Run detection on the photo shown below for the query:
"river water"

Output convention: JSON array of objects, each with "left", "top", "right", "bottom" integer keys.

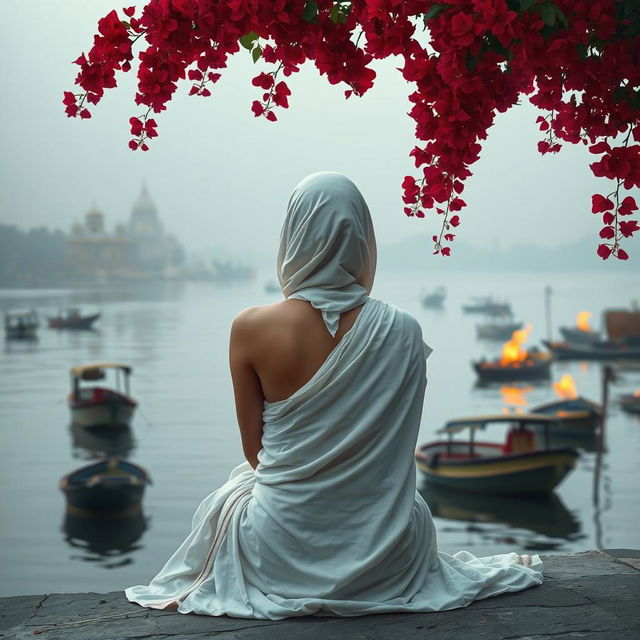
[{"left": 1, "top": 269, "right": 639, "bottom": 597}]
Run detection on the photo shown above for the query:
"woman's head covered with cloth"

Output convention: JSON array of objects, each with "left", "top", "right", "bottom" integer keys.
[{"left": 277, "top": 172, "right": 377, "bottom": 336}]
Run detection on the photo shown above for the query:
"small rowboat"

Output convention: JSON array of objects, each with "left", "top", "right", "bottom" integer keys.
[
  {"left": 68, "top": 363, "right": 137, "bottom": 429},
  {"left": 619, "top": 393, "right": 640, "bottom": 414},
  {"left": 421, "top": 287, "right": 446, "bottom": 309},
  {"left": 530, "top": 396, "right": 602, "bottom": 439},
  {"left": 415, "top": 414, "right": 579, "bottom": 495},
  {"left": 544, "top": 339, "right": 640, "bottom": 360},
  {"left": 49, "top": 308, "right": 100, "bottom": 330},
  {"left": 473, "top": 350, "right": 553, "bottom": 382},
  {"left": 60, "top": 458, "right": 151, "bottom": 513}
]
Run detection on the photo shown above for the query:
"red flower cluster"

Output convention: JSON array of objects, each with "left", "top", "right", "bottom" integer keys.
[{"left": 65, "top": 0, "right": 640, "bottom": 259}]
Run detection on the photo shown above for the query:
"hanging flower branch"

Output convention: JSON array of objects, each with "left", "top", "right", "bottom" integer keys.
[{"left": 65, "top": 0, "right": 640, "bottom": 260}]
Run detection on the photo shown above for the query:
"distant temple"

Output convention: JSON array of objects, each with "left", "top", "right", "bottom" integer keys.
[{"left": 68, "top": 186, "right": 184, "bottom": 279}]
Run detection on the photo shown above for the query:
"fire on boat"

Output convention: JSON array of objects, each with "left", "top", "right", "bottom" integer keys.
[
  {"left": 530, "top": 374, "right": 602, "bottom": 440},
  {"left": 473, "top": 325, "right": 553, "bottom": 382}
]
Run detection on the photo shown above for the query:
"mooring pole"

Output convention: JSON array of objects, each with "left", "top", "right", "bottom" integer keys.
[{"left": 544, "top": 285, "right": 553, "bottom": 342}]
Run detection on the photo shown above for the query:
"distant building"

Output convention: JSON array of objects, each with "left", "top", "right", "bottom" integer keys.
[
  {"left": 68, "top": 206, "right": 134, "bottom": 276},
  {"left": 68, "top": 186, "right": 184, "bottom": 279}
]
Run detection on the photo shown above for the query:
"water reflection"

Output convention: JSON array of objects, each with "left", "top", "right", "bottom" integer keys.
[
  {"left": 420, "top": 483, "right": 584, "bottom": 548},
  {"left": 4, "top": 336, "right": 38, "bottom": 353},
  {"left": 70, "top": 424, "right": 136, "bottom": 459},
  {"left": 63, "top": 506, "right": 148, "bottom": 568}
]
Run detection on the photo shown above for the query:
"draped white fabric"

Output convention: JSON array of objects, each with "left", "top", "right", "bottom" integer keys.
[
  {"left": 277, "top": 172, "right": 376, "bottom": 336},
  {"left": 125, "top": 298, "right": 542, "bottom": 618}
]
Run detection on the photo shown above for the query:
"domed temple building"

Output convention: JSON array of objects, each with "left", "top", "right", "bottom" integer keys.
[{"left": 68, "top": 186, "right": 184, "bottom": 279}]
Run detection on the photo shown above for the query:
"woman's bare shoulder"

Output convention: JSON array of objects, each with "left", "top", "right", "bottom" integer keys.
[{"left": 231, "top": 300, "right": 307, "bottom": 337}]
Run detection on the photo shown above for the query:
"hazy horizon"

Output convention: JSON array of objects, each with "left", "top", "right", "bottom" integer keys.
[{"left": 1, "top": 1, "right": 638, "bottom": 260}]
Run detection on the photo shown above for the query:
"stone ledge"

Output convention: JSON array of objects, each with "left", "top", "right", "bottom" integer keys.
[{"left": 1, "top": 550, "right": 638, "bottom": 640}]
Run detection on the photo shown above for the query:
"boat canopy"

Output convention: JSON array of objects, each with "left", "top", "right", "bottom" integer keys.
[
  {"left": 439, "top": 413, "right": 557, "bottom": 434},
  {"left": 71, "top": 363, "right": 132, "bottom": 377}
]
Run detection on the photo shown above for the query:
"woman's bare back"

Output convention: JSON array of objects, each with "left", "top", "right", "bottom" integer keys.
[{"left": 238, "top": 299, "right": 364, "bottom": 404}]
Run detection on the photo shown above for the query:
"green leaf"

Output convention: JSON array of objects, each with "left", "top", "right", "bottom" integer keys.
[
  {"left": 329, "top": 4, "right": 346, "bottom": 24},
  {"left": 239, "top": 32, "right": 258, "bottom": 50},
  {"left": 251, "top": 45, "right": 262, "bottom": 63},
  {"left": 540, "top": 4, "right": 556, "bottom": 26},
  {"left": 302, "top": 0, "right": 318, "bottom": 23},
  {"left": 423, "top": 3, "right": 450, "bottom": 22},
  {"left": 554, "top": 6, "right": 568, "bottom": 28},
  {"left": 518, "top": 0, "right": 537, "bottom": 12}
]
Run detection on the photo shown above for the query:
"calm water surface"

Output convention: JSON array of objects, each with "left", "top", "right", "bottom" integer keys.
[{"left": 1, "top": 270, "right": 639, "bottom": 597}]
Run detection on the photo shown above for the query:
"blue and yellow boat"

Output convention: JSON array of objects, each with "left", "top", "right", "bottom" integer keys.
[{"left": 415, "top": 414, "right": 579, "bottom": 495}]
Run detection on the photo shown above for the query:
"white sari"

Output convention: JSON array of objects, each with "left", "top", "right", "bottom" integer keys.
[{"left": 126, "top": 173, "right": 542, "bottom": 619}]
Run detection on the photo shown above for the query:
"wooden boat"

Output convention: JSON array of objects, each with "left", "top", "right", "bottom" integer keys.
[
  {"left": 473, "top": 349, "right": 553, "bottom": 382},
  {"left": 415, "top": 414, "right": 579, "bottom": 495},
  {"left": 49, "top": 307, "right": 100, "bottom": 330},
  {"left": 543, "top": 339, "right": 640, "bottom": 360},
  {"left": 69, "top": 363, "right": 137, "bottom": 429},
  {"left": 559, "top": 326, "right": 600, "bottom": 344},
  {"left": 421, "top": 287, "right": 446, "bottom": 309},
  {"left": 60, "top": 458, "right": 151, "bottom": 513},
  {"left": 462, "top": 297, "right": 511, "bottom": 315},
  {"left": 530, "top": 396, "right": 602, "bottom": 439},
  {"left": 4, "top": 309, "right": 39, "bottom": 339},
  {"left": 619, "top": 392, "right": 640, "bottom": 414}
]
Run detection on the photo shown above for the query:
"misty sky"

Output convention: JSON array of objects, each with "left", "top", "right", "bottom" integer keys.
[{"left": 1, "top": 1, "right": 635, "bottom": 260}]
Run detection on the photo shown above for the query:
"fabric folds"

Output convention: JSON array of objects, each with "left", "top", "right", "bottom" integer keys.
[
  {"left": 125, "top": 299, "right": 542, "bottom": 619},
  {"left": 277, "top": 172, "right": 376, "bottom": 336}
]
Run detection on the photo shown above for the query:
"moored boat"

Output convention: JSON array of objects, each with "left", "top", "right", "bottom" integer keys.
[
  {"left": 543, "top": 339, "right": 640, "bottom": 360},
  {"left": 421, "top": 287, "right": 446, "bottom": 309},
  {"left": 559, "top": 311, "right": 600, "bottom": 344},
  {"left": 476, "top": 316, "right": 523, "bottom": 341},
  {"left": 415, "top": 414, "right": 579, "bottom": 495},
  {"left": 4, "top": 309, "right": 39, "bottom": 339},
  {"left": 474, "top": 324, "right": 553, "bottom": 382},
  {"left": 68, "top": 363, "right": 137, "bottom": 429},
  {"left": 619, "top": 391, "right": 640, "bottom": 414},
  {"left": 49, "top": 308, "right": 100, "bottom": 330},
  {"left": 60, "top": 458, "right": 151, "bottom": 513},
  {"left": 530, "top": 374, "right": 602, "bottom": 439},
  {"left": 462, "top": 297, "right": 511, "bottom": 315}
]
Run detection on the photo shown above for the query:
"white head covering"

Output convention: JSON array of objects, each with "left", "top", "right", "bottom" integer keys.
[{"left": 277, "top": 172, "right": 377, "bottom": 336}]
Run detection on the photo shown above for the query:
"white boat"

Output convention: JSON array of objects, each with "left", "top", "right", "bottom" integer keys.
[
  {"left": 68, "top": 363, "right": 137, "bottom": 429},
  {"left": 4, "top": 309, "right": 39, "bottom": 339}
]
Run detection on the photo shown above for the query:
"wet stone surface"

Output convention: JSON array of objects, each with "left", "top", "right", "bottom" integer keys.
[{"left": 1, "top": 550, "right": 638, "bottom": 640}]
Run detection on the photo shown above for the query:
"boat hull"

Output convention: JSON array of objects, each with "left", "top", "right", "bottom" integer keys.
[
  {"left": 473, "top": 358, "right": 552, "bottom": 382},
  {"left": 416, "top": 448, "right": 578, "bottom": 495},
  {"left": 544, "top": 340, "right": 640, "bottom": 360},
  {"left": 559, "top": 327, "right": 600, "bottom": 344},
  {"left": 70, "top": 402, "right": 135, "bottom": 429},
  {"left": 49, "top": 313, "right": 100, "bottom": 329},
  {"left": 60, "top": 459, "right": 151, "bottom": 514}
]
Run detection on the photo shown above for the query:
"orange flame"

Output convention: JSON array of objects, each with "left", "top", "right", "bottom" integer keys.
[
  {"left": 576, "top": 311, "right": 592, "bottom": 332},
  {"left": 553, "top": 374, "right": 578, "bottom": 400},
  {"left": 500, "top": 385, "right": 533, "bottom": 407},
  {"left": 634, "top": 389, "right": 640, "bottom": 398},
  {"left": 499, "top": 325, "right": 532, "bottom": 365}
]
